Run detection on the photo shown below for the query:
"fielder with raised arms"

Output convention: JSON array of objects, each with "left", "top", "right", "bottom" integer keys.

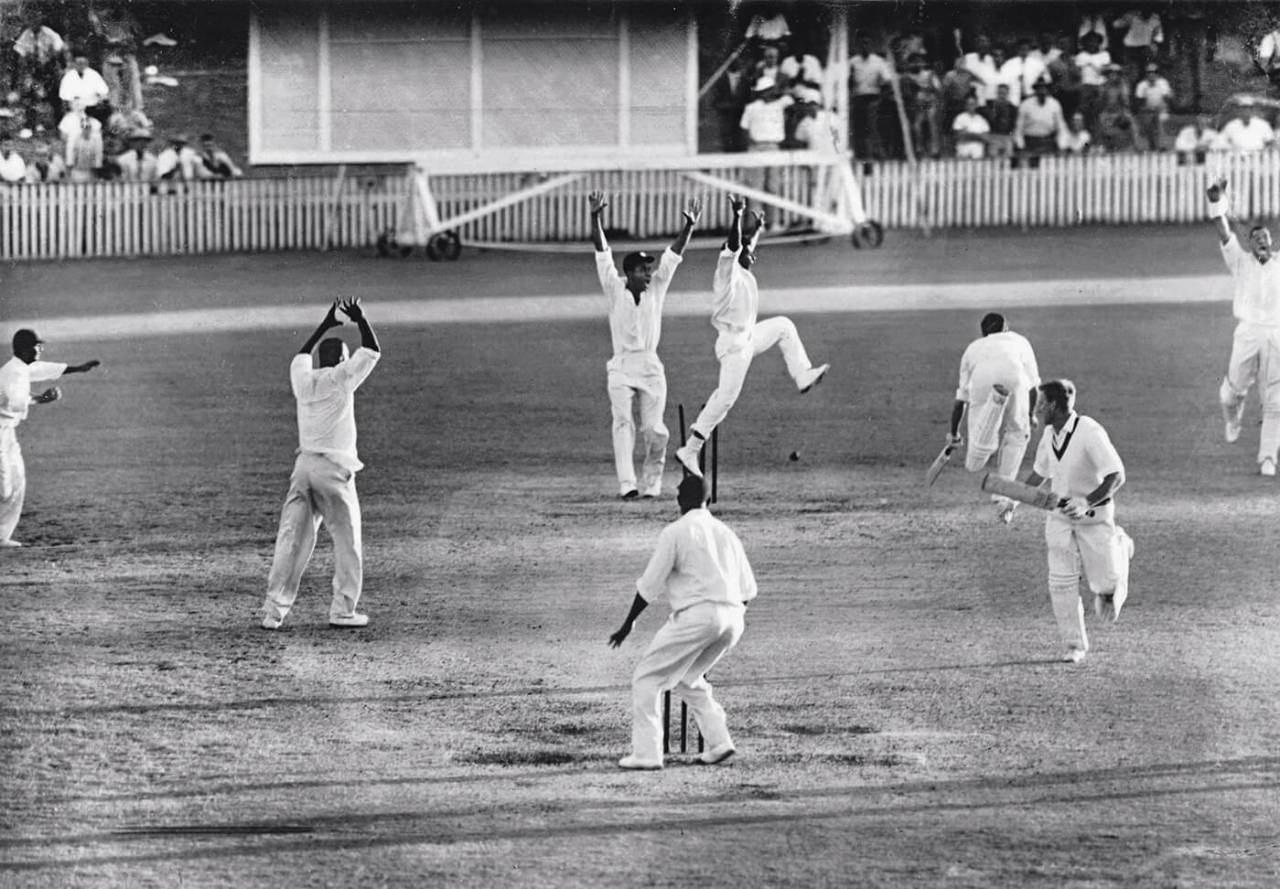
[
  {"left": 675, "top": 193, "right": 830, "bottom": 478},
  {"left": 946, "top": 312, "right": 1041, "bottom": 522},
  {"left": 1206, "top": 178, "right": 1280, "bottom": 475},
  {"left": 1021, "top": 380, "right": 1134, "bottom": 664},
  {"left": 590, "top": 190, "right": 701, "bottom": 500}
]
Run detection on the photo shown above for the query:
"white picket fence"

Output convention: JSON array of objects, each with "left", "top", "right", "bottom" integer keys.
[{"left": 1, "top": 152, "right": 1277, "bottom": 261}]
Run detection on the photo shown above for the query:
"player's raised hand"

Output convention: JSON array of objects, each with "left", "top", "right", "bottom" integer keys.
[
  {"left": 338, "top": 297, "right": 364, "bottom": 321},
  {"left": 321, "top": 299, "right": 344, "bottom": 329},
  {"left": 1207, "top": 177, "right": 1227, "bottom": 201},
  {"left": 589, "top": 190, "right": 608, "bottom": 214},
  {"left": 729, "top": 193, "right": 746, "bottom": 214},
  {"left": 683, "top": 197, "right": 703, "bottom": 226}
]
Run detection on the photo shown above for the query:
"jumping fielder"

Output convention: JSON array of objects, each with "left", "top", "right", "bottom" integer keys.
[
  {"left": 674, "top": 194, "right": 830, "bottom": 478},
  {"left": 590, "top": 190, "right": 701, "bottom": 499},
  {"left": 1021, "top": 380, "right": 1133, "bottom": 664},
  {"left": 1206, "top": 178, "right": 1280, "bottom": 475},
  {"left": 947, "top": 312, "right": 1041, "bottom": 523},
  {"left": 261, "top": 298, "right": 380, "bottom": 630},
  {"left": 609, "top": 475, "right": 756, "bottom": 769},
  {"left": 0, "top": 329, "right": 100, "bottom": 547}
]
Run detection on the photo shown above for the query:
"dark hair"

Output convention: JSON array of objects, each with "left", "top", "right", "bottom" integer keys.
[
  {"left": 1039, "top": 379, "right": 1076, "bottom": 412},
  {"left": 980, "top": 312, "right": 1005, "bottom": 335},
  {"left": 1249, "top": 224, "right": 1271, "bottom": 239},
  {"left": 677, "top": 475, "right": 708, "bottom": 509}
]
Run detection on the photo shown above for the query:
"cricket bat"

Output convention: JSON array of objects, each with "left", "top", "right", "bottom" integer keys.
[
  {"left": 980, "top": 474, "right": 1094, "bottom": 517},
  {"left": 924, "top": 443, "right": 954, "bottom": 486}
]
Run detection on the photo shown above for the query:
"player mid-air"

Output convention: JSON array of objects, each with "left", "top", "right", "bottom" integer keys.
[
  {"left": 1206, "top": 178, "right": 1280, "bottom": 475},
  {"left": 674, "top": 194, "right": 830, "bottom": 478}
]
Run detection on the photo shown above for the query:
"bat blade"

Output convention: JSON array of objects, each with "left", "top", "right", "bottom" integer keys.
[{"left": 924, "top": 445, "right": 953, "bottom": 486}]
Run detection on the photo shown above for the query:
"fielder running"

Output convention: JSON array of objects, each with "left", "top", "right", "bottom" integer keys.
[
  {"left": 0, "top": 329, "right": 101, "bottom": 547},
  {"left": 675, "top": 194, "right": 830, "bottom": 477},
  {"left": 590, "top": 190, "right": 701, "bottom": 499},
  {"left": 609, "top": 475, "right": 756, "bottom": 769},
  {"left": 261, "top": 298, "right": 381, "bottom": 630},
  {"left": 947, "top": 312, "right": 1041, "bottom": 522},
  {"left": 1021, "top": 380, "right": 1133, "bottom": 664},
  {"left": 1206, "top": 178, "right": 1280, "bottom": 475}
]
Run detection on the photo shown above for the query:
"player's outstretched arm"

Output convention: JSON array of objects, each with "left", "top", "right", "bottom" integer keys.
[
  {"left": 669, "top": 197, "right": 702, "bottom": 256},
  {"left": 607, "top": 593, "right": 649, "bottom": 648},
  {"left": 726, "top": 194, "right": 745, "bottom": 253},
  {"left": 340, "top": 297, "right": 379, "bottom": 353},
  {"left": 63, "top": 359, "right": 101, "bottom": 375},
  {"left": 948, "top": 400, "right": 966, "bottom": 443},
  {"left": 299, "top": 299, "right": 343, "bottom": 355},
  {"left": 1207, "top": 177, "right": 1232, "bottom": 246},
  {"left": 588, "top": 190, "right": 609, "bottom": 253}
]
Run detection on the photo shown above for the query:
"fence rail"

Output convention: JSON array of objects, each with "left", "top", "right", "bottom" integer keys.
[{"left": 2, "top": 152, "right": 1278, "bottom": 261}]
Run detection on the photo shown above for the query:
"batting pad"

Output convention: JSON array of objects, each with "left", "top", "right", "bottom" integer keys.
[{"left": 966, "top": 385, "right": 1009, "bottom": 471}]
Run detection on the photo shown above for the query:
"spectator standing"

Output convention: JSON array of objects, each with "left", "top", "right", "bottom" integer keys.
[
  {"left": 779, "top": 42, "right": 824, "bottom": 105},
  {"left": 65, "top": 112, "right": 103, "bottom": 181},
  {"left": 751, "top": 43, "right": 784, "bottom": 94},
  {"left": 12, "top": 17, "right": 67, "bottom": 97},
  {"left": 849, "top": 35, "right": 891, "bottom": 159},
  {"left": 1174, "top": 115, "right": 1218, "bottom": 165},
  {"left": 1029, "top": 32, "right": 1062, "bottom": 67},
  {"left": 1219, "top": 108, "right": 1276, "bottom": 152},
  {"left": 1133, "top": 63, "right": 1173, "bottom": 152},
  {"left": 941, "top": 52, "right": 980, "bottom": 133},
  {"left": 982, "top": 82, "right": 1018, "bottom": 159},
  {"left": 1075, "top": 31, "right": 1112, "bottom": 128},
  {"left": 199, "top": 134, "right": 243, "bottom": 178},
  {"left": 1112, "top": 7, "right": 1163, "bottom": 72},
  {"left": 24, "top": 143, "right": 65, "bottom": 183},
  {"left": 902, "top": 53, "right": 943, "bottom": 158},
  {"left": 88, "top": 5, "right": 144, "bottom": 112},
  {"left": 739, "top": 76, "right": 792, "bottom": 229},
  {"left": 1015, "top": 77, "right": 1066, "bottom": 158},
  {"left": 952, "top": 93, "right": 991, "bottom": 159},
  {"left": 1060, "top": 112, "right": 1093, "bottom": 154},
  {"left": 0, "top": 139, "right": 26, "bottom": 184},
  {"left": 1095, "top": 64, "right": 1136, "bottom": 152},
  {"left": 1047, "top": 35, "right": 1082, "bottom": 120},
  {"left": 1077, "top": 9, "right": 1111, "bottom": 49},
  {"left": 999, "top": 38, "right": 1049, "bottom": 106},
  {"left": 1257, "top": 26, "right": 1280, "bottom": 95},
  {"left": 58, "top": 54, "right": 110, "bottom": 125},
  {"left": 115, "top": 130, "right": 158, "bottom": 181},
  {"left": 963, "top": 34, "right": 999, "bottom": 104}
]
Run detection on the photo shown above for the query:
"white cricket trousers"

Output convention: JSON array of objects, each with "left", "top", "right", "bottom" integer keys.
[
  {"left": 965, "top": 383, "right": 1032, "bottom": 478},
  {"left": 607, "top": 368, "right": 669, "bottom": 495},
  {"left": 691, "top": 317, "right": 814, "bottom": 438},
  {"left": 1221, "top": 320, "right": 1280, "bottom": 463},
  {"left": 630, "top": 601, "right": 745, "bottom": 761},
  {"left": 1044, "top": 507, "right": 1132, "bottom": 653},
  {"left": 0, "top": 426, "right": 26, "bottom": 543},
  {"left": 262, "top": 453, "right": 364, "bottom": 622}
]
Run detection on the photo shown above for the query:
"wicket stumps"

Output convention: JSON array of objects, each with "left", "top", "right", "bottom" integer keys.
[
  {"left": 662, "top": 688, "right": 705, "bottom": 755},
  {"left": 676, "top": 403, "right": 718, "bottom": 503}
]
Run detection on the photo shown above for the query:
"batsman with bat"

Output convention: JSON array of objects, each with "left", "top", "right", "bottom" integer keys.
[
  {"left": 1020, "top": 379, "right": 1134, "bottom": 664},
  {"left": 940, "top": 312, "right": 1040, "bottom": 523}
]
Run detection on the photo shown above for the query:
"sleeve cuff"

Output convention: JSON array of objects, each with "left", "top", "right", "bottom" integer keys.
[{"left": 1207, "top": 197, "right": 1228, "bottom": 219}]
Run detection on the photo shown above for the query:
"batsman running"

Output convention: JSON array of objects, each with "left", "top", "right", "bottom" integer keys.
[
  {"left": 942, "top": 312, "right": 1041, "bottom": 522},
  {"left": 590, "top": 190, "right": 701, "bottom": 499},
  {"left": 1206, "top": 178, "right": 1280, "bottom": 475},
  {"left": 1020, "top": 379, "right": 1134, "bottom": 664},
  {"left": 675, "top": 194, "right": 830, "bottom": 478}
]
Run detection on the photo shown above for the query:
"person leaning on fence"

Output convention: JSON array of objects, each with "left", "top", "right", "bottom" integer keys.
[
  {"left": 1174, "top": 115, "right": 1218, "bottom": 165},
  {"left": 1219, "top": 109, "right": 1276, "bottom": 153},
  {"left": 952, "top": 93, "right": 991, "bottom": 159},
  {"left": 1060, "top": 112, "right": 1093, "bottom": 154},
  {"left": 199, "top": 133, "right": 243, "bottom": 179},
  {"left": 0, "top": 139, "right": 26, "bottom": 184},
  {"left": 1015, "top": 77, "right": 1066, "bottom": 159},
  {"left": 114, "top": 129, "right": 158, "bottom": 182},
  {"left": 24, "top": 142, "right": 65, "bottom": 183},
  {"left": 65, "top": 112, "right": 103, "bottom": 182},
  {"left": 156, "top": 132, "right": 203, "bottom": 183}
]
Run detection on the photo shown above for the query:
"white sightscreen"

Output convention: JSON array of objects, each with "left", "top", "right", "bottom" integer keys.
[{"left": 250, "top": 2, "right": 692, "bottom": 164}]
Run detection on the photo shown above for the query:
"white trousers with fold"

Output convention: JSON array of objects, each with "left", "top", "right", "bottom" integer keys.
[
  {"left": 0, "top": 426, "right": 26, "bottom": 543},
  {"left": 691, "top": 317, "right": 814, "bottom": 438}
]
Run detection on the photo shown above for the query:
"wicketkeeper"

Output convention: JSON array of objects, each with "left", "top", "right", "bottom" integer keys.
[{"left": 1021, "top": 380, "right": 1133, "bottom": 664}]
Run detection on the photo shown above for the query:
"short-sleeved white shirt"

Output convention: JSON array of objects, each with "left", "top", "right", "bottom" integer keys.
[
  {"left": 290, "top": 347, "right": 380, "bottom": 472},
  {"left": 1074, "top": 50, "right": 1111, "bottom": 86},
  {"left": 1135, "top": 77, "right": 1172, "bottom": 111},
  {"left": 956, "top": 331, "right": 1040, "bottom": 404},
  {"left": 595, "top": 247, "right": 681, "bottom": 376},
  {"left": 1221, "top": 234, "right": 1280, "bottom": 326},
  {"left": 711, "top": 248, "right": 758, "bottom": 344},
  {"left": 636, "top": 507, "right": 757, "bottom": 612},
  {"left": 740, "top": 96, "right": 793, "bottom": 145},
  {"left": 0, "top": 357, "right": 67, "bottom": 427},
  {"left": 1033, "top": 412, "right": 1125, "bottom": 499},
  {"left": 850, "top": 54, "right": 891, "bottom": 96}
]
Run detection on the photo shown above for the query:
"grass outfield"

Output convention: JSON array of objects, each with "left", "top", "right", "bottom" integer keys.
[{"left": 2, "top": 233, "right": 1280, "bottom": 888}]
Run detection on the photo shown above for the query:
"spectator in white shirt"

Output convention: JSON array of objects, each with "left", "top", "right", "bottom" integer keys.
[
  {"left": 963, "top": 34, "right": 999, "bottom": 104},
  {"left": 1074, "top": 31, "right": 1112, "bottom": 128},
  {"left": 114, "top": 130, "right": 159, "bottom": 182},
  {"left": 1015, "top": 78, "right": 1066, "bottom": 157},
  {"left": 740, "top": 76, "right": 793, "bottom": 228},
  {"left": 1000, "top": 38, "right": 1049, "bottom": 106},
  {"left": 1113, "top": 7, "right": 1163, "bottom": 70},
  {"left": 849, "top": 34, "right": 891, "bottom": 159},
  {"left": 24, "top": 142, "right": 66, "bottom": 183},
  {"left": 1174, "top": 115, "right": 1218, "bottom": 165},
  {"left": 1257, "top": 26, "right": 1280, "bottom": 93},
  {"left": 12, "top": 18, "right": 67, "bottom": 98},
  {"left": 65, "top": 113, "right": 103, "bottom": 181},
  {"left": 0, "top": 139, "right": 26, "bottom": 183},
  {"left": 1060, "top": 111, "right": 1093, "bottom": 154},
  {"left": 1220, "top": 109, "right": 1277, "bottom": 152},
  {"left": 952, "top": 93, "right": 991, "bottom": 159},
  {"left": 58, "top": 54, "right": 110, "bottom": 123},
  {"left": 1133, "top": 63, "right": 1173, "bottom": 151},
  {"left": 779, "top": 42, "right": 825, "bottom": 105},
  {"left": 156, "top": 132, "right": 203, "bottom": 183}
]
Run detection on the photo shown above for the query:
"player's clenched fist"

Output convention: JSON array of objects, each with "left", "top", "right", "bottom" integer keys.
[{"left": 1059, "top": 496, "right": 1089, "bottom": 519}]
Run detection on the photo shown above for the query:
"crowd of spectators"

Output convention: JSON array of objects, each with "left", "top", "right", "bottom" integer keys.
[
  {"left": 0, "top": 4, "right": 244, "bottom": 187},
  {"left": 708, "top": 4, "right": 1280, "bottom": 165}
]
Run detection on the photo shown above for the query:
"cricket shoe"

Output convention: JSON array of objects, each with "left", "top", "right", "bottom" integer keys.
[
  {"left": 0, "top": 538, "right": 23, "bottom": 548},
  {"left": 640, "top": 479, "right": 662, "bottom": 499},
  {"left": 1261, "top": 457, "right": 1277, "bottom": 477},
  {"left": 1062, "top": 646, "right": 1087, "bottom": 664},
  {"left": 329, "top": 613, "right": 369, "bottom": 628},
  {"left": 675, "top": 443, "right": 704, "bottom": 478},
  {"left": 618, "top": 754, "right": 664, "bottom": 771},
  {"left": 696, "top": 742, "right": 736, "bottom": 765},
  {"left": 261, "top": 614, "right": 283, "bottom": 630},
  {"left": 620, "top": 488, "right": 640, "bottom": 500},
  {"left": 797, "top": 363, "right": 830, "bottom": 394}
]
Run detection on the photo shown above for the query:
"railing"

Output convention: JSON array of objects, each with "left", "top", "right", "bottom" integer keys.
[{"left": 2, "top": 151, "right": 1278, "bottom": 261}]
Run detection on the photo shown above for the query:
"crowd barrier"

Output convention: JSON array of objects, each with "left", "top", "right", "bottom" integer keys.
[{"left": 1, "top": 151, "right": 1277, "bottom": 261}]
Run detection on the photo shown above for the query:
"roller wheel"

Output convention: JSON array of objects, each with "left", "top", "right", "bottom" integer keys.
[
  {"left": 851, "top": 220, "right": 885, "bottom": 250},
  {"left": 425, "top": 234, "right": 444, "bottom": 261},
  {"left": 440, "top": 230, "right": 462, "bottom": 261}
]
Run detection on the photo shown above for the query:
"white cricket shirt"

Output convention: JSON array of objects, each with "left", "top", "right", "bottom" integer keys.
[
  {"left": 290, "top": 347, "right": 380, "bottom": 472},
  {"left": 1221, "top": 234, "right": 1280, "bottom": 326},
  {"left": 955, "top": 331, "right": 1040, "bottom": 403},
  {"left": 711, "top": 248, "right": 759, "bottom": 345},
  {"left": 636, "top": 508, "right": 758, "bottom": 612},
  {"left": 0, "top": 357, "right": 67, "bottom": 428},
  {"left": 595, "top": 247, "right": 682, "bottom": 376},
  {"left": 1032, "top": 412, "right": 1125, "bottom": 500}
]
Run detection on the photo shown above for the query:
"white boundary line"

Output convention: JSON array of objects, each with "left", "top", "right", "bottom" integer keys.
[{"left": 6, "top": 275, "right": 1230, "bottom": 343}]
